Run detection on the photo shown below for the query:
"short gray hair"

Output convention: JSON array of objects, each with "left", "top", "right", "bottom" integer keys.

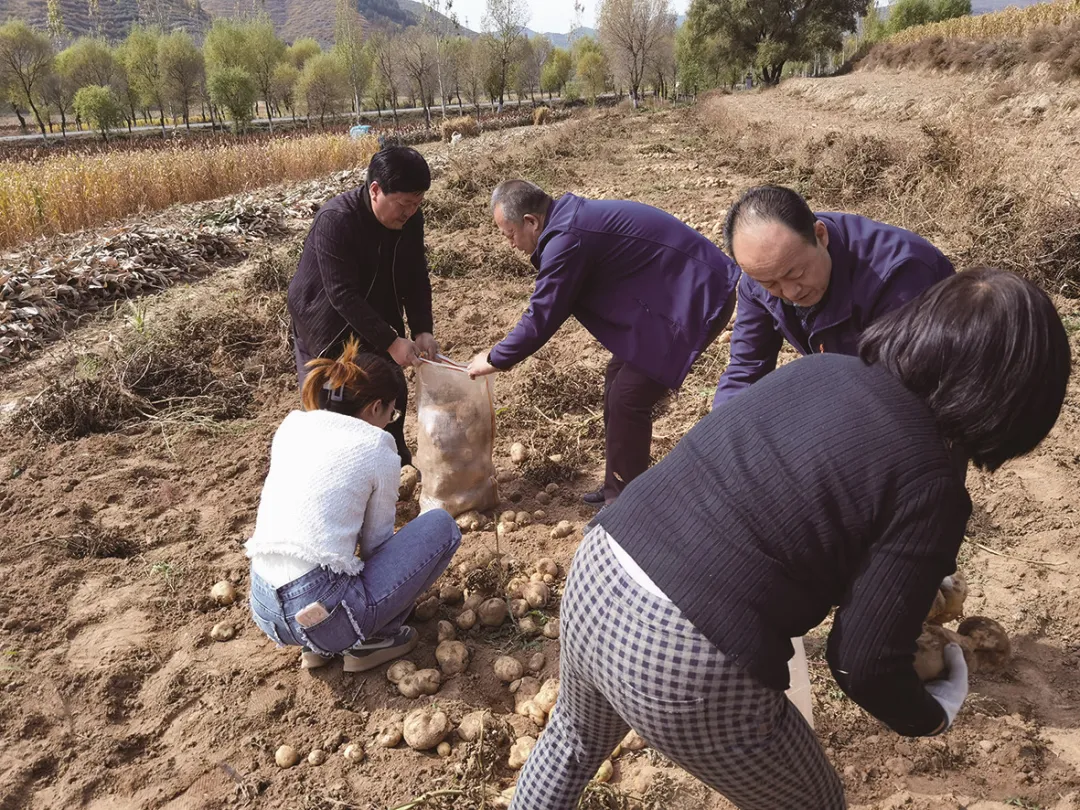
[{"left": 491, "top": 179, "right": 553, "bottom": 225}]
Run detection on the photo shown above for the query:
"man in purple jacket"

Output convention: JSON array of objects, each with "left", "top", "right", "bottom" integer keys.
[
  {"left": 466, "top": 180, "right": 741, "bottom": 506},
  {"left": 713, "top": 185, "right": 955, "bottom": 408}
]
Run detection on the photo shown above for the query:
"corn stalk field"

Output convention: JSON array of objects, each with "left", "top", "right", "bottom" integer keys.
[
  {"left": 890, "top": 0, "right": 1080, "bottom": 43},
  {"left": 0, "top": 132, "right": 379, "bottom": 249}
]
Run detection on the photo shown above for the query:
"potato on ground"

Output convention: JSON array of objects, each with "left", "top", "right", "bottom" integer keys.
[
  {"left": 397, "top": 669, "right": 442, "bottom": 698},
  {"left": 522, "top": 581, "right": 550, "bottom": 609},
  {"left": 494, "top": 655, "right": 525, "bottom": 683},
  {"left": 457, "top": 710, "right": 503, "bottom": 742},
  {"left": 508, "top": 736, "right": 537, "bottom": 769},
  {"left": 404, "top": 707, "right": 451, "bottom": 750},
  {"left": 479, "top": 598, "right": 509, "bottom": 626},
  {"left": 436, "top": 640, "right": 470, "bottom": 676},
  {"left": 534, "top": 679, "right": 559, "bottom": 714}
]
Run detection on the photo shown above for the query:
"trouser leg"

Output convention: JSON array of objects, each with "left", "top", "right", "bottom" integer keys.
[{"left": 603, "top": 358, "right": 670, "bottom": 502}]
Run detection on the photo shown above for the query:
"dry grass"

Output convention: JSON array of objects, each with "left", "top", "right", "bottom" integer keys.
[
  {"left": 703, "top": 99, "right": 1080, "bottom": 296},
  {"left": 247, "top": 238, "right": 305, "bottom": 293},
  {"left": 0, "top": 133, "right": 379, "bottom": 249},
  {"left": 442, "top": 116, "right": 481, "bottom": 142},
  {"left": 48, "top": 520, "right": 139, "bottom": 559},
  {"left": 11, "top": 291, "right": 291, "bottom": 441},
  {"left": 862, "top": 11, "right": 1080, "bottom": 78}
]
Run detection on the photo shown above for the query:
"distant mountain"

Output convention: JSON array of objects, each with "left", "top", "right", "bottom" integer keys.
[
  {"left": 0, "top": 0, "right": 210, "bottom": 41},
  {"left": 524, "top": 26, "right": 598, "bottom": 48}
]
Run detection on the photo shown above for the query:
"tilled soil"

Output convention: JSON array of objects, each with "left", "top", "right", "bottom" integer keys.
[{"left": 1, "top": 88, "right": 1079, "bottom": 810}]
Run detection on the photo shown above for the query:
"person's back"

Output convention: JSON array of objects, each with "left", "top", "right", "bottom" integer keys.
[{"left": 600, "top": 352, "right": 971, "bottom": 691}]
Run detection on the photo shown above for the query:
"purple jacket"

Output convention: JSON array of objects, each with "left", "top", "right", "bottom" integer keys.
[
  {"left": 713, "top": 213, "right": 954, "bottom": 407},
  {"left": 488, "top": 194, "right": 741, "bottom": 390}
]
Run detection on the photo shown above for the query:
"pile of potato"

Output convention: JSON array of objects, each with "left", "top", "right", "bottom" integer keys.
[{"left": 913, "top": 573, "right": 1012, "bottom": 681}]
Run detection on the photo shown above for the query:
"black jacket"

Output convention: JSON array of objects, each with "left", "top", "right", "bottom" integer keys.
[
  {"left": 598, "top": 353, "right": 972, "bottom": 738},
  {"left": 288, "top": 185, "right": 434, "bottom": 358}
]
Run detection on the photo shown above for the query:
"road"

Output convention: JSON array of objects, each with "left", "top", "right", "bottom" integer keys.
[{"left": 0, "top": 99, "right": 569, "bottom": 146}]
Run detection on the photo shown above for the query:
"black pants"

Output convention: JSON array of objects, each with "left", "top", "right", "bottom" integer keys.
[
  {"left": 292, "top": 330, "right": 411, "bottom": 466},
  {"left": 602, "top": 293, "right": 737, "bottom": 502}
]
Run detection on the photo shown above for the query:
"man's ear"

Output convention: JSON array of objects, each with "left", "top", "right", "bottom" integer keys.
[
  {"left": 524, "top": 213, "right": 541, "bottom": 230},
  {"left": 370, "top": 180, "right": 382, "bottom": 200},
  {"left": 814, "top": 219, "right": 829, "bottom": 249}
]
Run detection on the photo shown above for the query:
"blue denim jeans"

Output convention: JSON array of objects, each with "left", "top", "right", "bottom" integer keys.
[{"left": 248, "top": 509, "right": 461, "bottom": 656}]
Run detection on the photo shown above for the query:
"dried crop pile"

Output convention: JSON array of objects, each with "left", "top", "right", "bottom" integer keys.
[{"left": 0, "top": 228, "right": 240, "bottom": 362}]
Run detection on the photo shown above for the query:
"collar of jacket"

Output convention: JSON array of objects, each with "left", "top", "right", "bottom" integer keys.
[
  {"left": 760, "top": 214, "right": 854, "bottom": 339},
  {"left": 530, "top": 196, "right": 566, "bottom": 270}
]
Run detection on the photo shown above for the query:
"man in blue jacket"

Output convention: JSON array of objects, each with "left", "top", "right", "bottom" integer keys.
[
  {"left": 467, "top": 180, "right": 741, "bottom": 506},
  {"left": 713, "top": 185, "right": 955, "bottom": 408}
]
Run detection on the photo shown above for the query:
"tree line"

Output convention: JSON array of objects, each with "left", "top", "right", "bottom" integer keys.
[{"left": 1, "top": 0, "right": 969, "bottom": 143}]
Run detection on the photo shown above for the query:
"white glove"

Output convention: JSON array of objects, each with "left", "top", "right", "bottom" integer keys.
[{"left": 924, "top": 643, "right": 969, "bottom": 729}]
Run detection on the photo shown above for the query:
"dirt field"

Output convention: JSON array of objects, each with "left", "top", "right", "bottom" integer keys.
[{"left": 1, "top": 72, "right": 1079, "bottom": 810}]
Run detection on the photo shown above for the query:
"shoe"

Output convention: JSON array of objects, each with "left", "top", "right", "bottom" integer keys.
[
  {"left": 342, "top": 626, "right": 419, "bottom": 673},
  {"left": 582, "top": 487, "right": 606, "bottom": 506},
  {"left": 299, "top": 648, "right": 334, "bottom": 670}
]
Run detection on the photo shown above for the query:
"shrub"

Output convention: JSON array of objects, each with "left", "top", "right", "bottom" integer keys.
[
  {"left": 73, "top": 85, "right": 124, "bottom": 143},
  {"left": 441, "top": 115, "right": 480, "bottom": 142}
]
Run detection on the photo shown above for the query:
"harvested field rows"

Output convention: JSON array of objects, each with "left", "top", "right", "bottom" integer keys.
[{"left": 0, "top": 92, "right": 1078, "bottom": 810}]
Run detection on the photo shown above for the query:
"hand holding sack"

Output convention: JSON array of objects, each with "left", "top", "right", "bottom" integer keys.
[{"left": 415, "top": 357, "right": 499, "bottom": 517}]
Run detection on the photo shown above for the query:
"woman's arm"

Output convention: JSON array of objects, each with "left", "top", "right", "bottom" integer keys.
[
  {"left": 826, "top": 476, "right": 970, "bottom": 737},
  {"left": 358, "top": 438, "right": 401, "bottom": 560}
]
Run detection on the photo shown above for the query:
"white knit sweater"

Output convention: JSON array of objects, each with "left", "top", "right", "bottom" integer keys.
[{"left": 245, "top": 410, "right": 401, "bottom": 577}]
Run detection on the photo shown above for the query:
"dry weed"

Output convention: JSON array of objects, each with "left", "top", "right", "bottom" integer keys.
[
  {"left": 704, "top": 99, "right": 1080, "bottom": 295},
  {"left": 12, "top": 292, "right": 290, "bottom": 441},
  {"left": 48, "top": 520, "right": 139, "bottom": 559},
  {"left": 248, "top": 239, "right": 304, "bottom": 293},
  {"left": 442, "top": 116, "right": 481, "bottom": 143}
]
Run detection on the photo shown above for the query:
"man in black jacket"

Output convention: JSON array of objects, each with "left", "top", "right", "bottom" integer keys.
[{"left": 287, "top": 146, "right": 439, "bottom": 465}]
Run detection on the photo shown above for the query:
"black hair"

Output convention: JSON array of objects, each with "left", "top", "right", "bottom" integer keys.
[
  {"left": 723, "top": 185, "right": 818, "bottom": 258},
  {"left": 859, "top": 267, "right": 1072, "bottom": 471},
  {"left": 367, "top": 146, "right": 431, "bottom": 195}
]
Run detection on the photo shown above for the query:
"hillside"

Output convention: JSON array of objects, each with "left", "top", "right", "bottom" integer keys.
[
  {"left": 0, "top": 0, "right": 464, "bottom": 45},
  {"left": 0, "top": 0, "right": 210, "bottom": 41}
]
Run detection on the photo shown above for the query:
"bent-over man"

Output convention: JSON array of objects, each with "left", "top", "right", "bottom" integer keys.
[
  {"left": 467, "top": 180, "right": 741, "bottom": 506},
  {"left": 714, "top": 184, "right": 954, "bottom": 408}
]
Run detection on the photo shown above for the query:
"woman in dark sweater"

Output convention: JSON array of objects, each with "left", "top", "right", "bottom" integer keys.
[{"left": 509, "top": 268, "right": 1072, "bottom": 810}]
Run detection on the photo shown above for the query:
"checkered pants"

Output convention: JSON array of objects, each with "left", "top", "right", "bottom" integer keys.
[{"left": 510, "top": 525, "right": 846, "bottom": 810}]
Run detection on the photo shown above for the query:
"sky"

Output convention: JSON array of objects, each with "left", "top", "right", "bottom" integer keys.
[{"left": 452, "top": 0, "right": 691, "bottom": 36}]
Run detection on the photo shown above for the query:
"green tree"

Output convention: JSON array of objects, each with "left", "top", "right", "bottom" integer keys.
[
  {"left": 121, "top": 26, "right": 167, "bottom": 135},
  {"left": 209, "top": 65, "right": 257, "bottom": 132},
  {"left": 0, "top": 21, "right": 54, "bottom": 142},
  {"left": 401, "top": 28, "right": 436, "bottom": 125},
  {"left": 934, "top": 0, "right": 971, "bottom": 20},
  {"left": 286, "top": 38, "right": 321, "bottom": 71},
  {"left": 861, "top": 3, "right": 890, "bottom": 43},
  {"left": 368, "top": 30, "right": 400, "bottom": 124},
  {"left": 297, "top": 52, "right": 348, "bottom": 128},
  {"left": 525, "top": 35, "right": 553, "bottom": 101},
  {"left": 334, "top": 0, "right": 370, "bottom": 121},
  {"left": 482, "top": 0, "right": 529, "bottom": 108},
  {"left": 65, "top": 36, "right": 119, "bottom": 89},
  {"left": 887, "top": 0, "right": 936, "bottom": 33},
  {"left": 73, "top": 84, "right": 122, "bottom": 141},
  {"left": 245, "top": 16, "right": 286, "bottom": 130},
  {"left": 541, "top": 47, "right": 571, "bottom": 97},
  {"left": 443, "top": 35, "right": 470, "bottom": 111},
  {"left": 577, "top": 50, "right": 607, "bottom": 103},
  {"left": 158, "top": 29, "right": 203, "bottom": 129},
  {"left": 271, "top": 61, "right": 300, "bottom": 121},
  {"left": 687, "top": 0, "right": 868, "bottom": 84},
  {"left": 41, "top": 45, "right": 78, "bottom": 137},
  {"left": 204, "top": 19, "right": 254, "bottom": 74}
]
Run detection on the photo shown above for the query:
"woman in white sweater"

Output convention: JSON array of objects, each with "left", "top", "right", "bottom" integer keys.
[{"left": 246, "top": 338, "right": 461, "bottom": 672}]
